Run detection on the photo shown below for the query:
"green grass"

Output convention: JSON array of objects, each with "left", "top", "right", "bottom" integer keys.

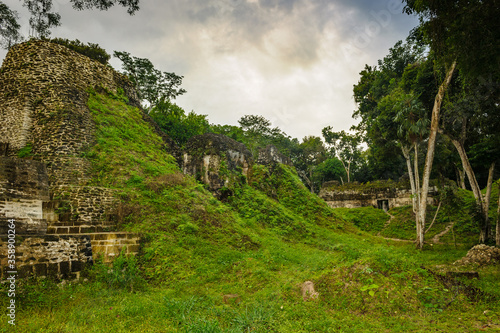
[
  {"left": 2, "top": 91, "right": 499, "bottom": 332},
  {"left": 333, "top": 207, "right": 389, "bottom": 233}
]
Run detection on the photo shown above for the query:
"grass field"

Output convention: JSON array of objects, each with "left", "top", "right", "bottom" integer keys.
[{"left": 1, "top": 90, "right": 498, "bottom": 332}]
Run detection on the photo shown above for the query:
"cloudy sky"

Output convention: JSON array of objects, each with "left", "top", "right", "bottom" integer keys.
[{"left": 1, "top": 0, "right": 419, "bottom": 140}]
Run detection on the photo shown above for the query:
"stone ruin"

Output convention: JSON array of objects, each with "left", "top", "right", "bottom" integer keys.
[
  {"left": 0, "top": 41, "right": 141, "bottom": 279},
  {"left": 454, "top": 244, "right": 500, "bottom": 266},
  {"left": 0, "top": 40, "right": 296, "bottom": 279},
  {"left": 318, "top": 180, "right": 438, "bottom": 211},
  {"left": 257, "top": 145, "right": 293, "bottom": 166},
  {"left": 182, "top": 133, "right": 253, "bottom": 199}
]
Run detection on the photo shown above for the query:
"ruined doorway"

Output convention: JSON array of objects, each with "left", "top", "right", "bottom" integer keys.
[{"left": 377, "top": 199, "right": 389, "bottom": 212}]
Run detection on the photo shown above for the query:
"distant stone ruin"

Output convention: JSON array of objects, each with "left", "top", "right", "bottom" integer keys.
[
  {"left": 257, "top": 145, "right": 293, "bottom": 166},
  {"left": 318, "top": 180, "right": 438, "bottom": 211},
  {"left": 182, "top": 133, "right": 253, "bottom": 199}
]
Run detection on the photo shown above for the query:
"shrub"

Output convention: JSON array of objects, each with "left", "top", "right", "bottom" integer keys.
[{"left": 48, "top": 38, "right": 110, "bottom": 64}]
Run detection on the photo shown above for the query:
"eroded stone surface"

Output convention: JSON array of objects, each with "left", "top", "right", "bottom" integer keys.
[
  {"left": 319, "top": 180, "right": 437, "bottom": 210},
  {"left": 454, "top": 245, "right": 500, "bottom": 266},
  {"left": 0, "top": 41, "right": 143, "bottom": 278},
  {"left": 257, "top": 145, "right": 292, "bottom": 166},
  {"left": 183, "top": 133, "right": 253, "bottom": 199}
]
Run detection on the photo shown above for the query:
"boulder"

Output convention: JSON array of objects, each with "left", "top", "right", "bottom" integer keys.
[{"left": 301, "top": 280, "right": 319, "bottom": 301}]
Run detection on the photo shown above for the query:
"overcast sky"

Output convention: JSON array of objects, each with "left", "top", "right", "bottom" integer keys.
[{"left": 1, "top": 0, "right": 419, "bottom": 140}]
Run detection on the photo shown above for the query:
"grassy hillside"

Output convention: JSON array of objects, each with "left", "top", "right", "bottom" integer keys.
[
  {"left": 1, "top": 90, "right": 499, "bottom": 332},
  {"left": 340, "top": 186, "right": 497, "bottom": 247}
]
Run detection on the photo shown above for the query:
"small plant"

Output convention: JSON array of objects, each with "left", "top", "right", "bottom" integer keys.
[
  {"left": 90, "top": 249, "right": 142, "bottom": 292},
  {"left": 360, "top": 283, "right": 379, "bottom": 297},
  {"left": 17, "top": 143, "right": 33, "bottom": 158}
]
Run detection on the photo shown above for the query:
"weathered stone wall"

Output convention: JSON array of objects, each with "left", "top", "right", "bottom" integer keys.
[
  {"left": 0, "top": 41, "right": 143, "bottom": 278},
  {"left": 319, "top": 180, "right": 438, "bottom": 210},
  {"left": 0, "top": 234, "right": 92, "bottom": 279},
  {"left": 257, "top": 145, "right": 293, "bottom": 166},
  {"left": 183, "top": 133, "right": 253, "bottom": 199},
  {"left": 46, "top": 185, "right": 119, "bottom": 234},
  {"left": 89, "top": 232, "right": 141, "bottom": 263},
  {"left": 0, "top": 40, "right": 138, "bottom": 156},
  {"left": 0, "top": 157, "right": 49, "bottom": 235}
]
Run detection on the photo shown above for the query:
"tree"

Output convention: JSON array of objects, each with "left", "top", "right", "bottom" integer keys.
[
  {"left": 295, "top": 136, "right": 327, "bottom": 193},
  {"left": 150, "top": 99, "right": 209, "bottom": 147},
  {"left": 404, "top": 0, "right": 500, "bottom": 245},
  {"left": 382, "top": 88, "right": 429, "bottom": 215},
  {"left": 313, "top": 158, "right": 346, "bottom": 186},
  {"left": 322, "top": 128, "right": 362, "bottom": 184},
  {"left": 210, "top": 124, "right": 246, "bottom": 144},
  {"left": 352, "top": 39, "right": 428, "bottom": 181},
  {"left": 0, "top": 2, "right": 23, "bottom": 49},
  {"left": 24, "top": 0, "right": 61, "bottom": 38},
  {"left": 441, "top": 75, "right": 500, "bottom": 242},
  {"left": 237, "top": 115, "right": 293, "bottom": 158},
  {"left": 114, "top": 51, "right": 186, "bottom": 111},
  {"left": 0, "top": 0, "right": 139, "bottom": 45},
  {"left": 70, "top": 0, "right": 139, "bottom": 14},
  {"left": 352, "top": 36, "right": 460, "bottom": 249}
]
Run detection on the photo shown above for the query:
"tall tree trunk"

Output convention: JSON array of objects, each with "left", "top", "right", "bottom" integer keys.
[
  {"left": 496, "top": 183, "right": 500, "bottom": 247},
  {"left": 451, "top": 138, "right": 490, "bottom": 242},
  {"left": 401, "top": 145, "right": 417, "bottom": 213},
  {"left": 456, "top": 165, "right": 466, "bottom": 189},
  {"left": 309, "top": 168, "right": 314, "bottom": 194},
  {"left": 339, "top": 159, "right": 350, "bottom": 183},
  {"left": 414, "top": 142, "right": 421, "bottom": 211},
  {"left": 347, "top": 159, "right": 351, "bottom": 183},
  {"left": 482, "top": 162, "right": 496, "bottom": 242},
  {"left": 417, "top": 61, "right": 456, "bottom": 250}
]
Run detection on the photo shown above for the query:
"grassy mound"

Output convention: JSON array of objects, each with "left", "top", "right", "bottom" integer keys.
[{"left": 2, "top": 91, "right": 499, "bottom": 332}]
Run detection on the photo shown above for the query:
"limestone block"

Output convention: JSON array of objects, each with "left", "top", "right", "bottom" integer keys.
[
  {"left": 257, "top": 145, "right": 293, "bottom": 166},
  {"left": 183, "top": 133, "right": 253, "bottom": 199}
]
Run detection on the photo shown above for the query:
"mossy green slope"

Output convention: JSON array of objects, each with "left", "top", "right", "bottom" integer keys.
[{"left": 3, "top": 91, "right": 499, "bottom": 333}]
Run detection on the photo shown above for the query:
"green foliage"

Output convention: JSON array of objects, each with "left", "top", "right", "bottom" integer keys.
[
  {"left": 87, "top": 90, "right": 178, "bottom": 186},
  {"left": 352, "top": 38, "right": 433, "bottom": 181},
  {"left": 293, "top": 135, "right": 327, "bottom": 193},
  {"left": 150, "top": 99, "right": 210, "bottom": 146},
  {"left": 48, "top": 38, "right": 110, "bottom": 64},
  {"left": 89, "top": 250, "right": 143, "bottom": 292},
  {"left": 5, "top": 88, "right": 500, "bottom": 332},
  {"left": 313, "top": 157, "right": 346, "bottom": 184},
  {"left": 114, "top": 50, "right": 186, "bottom": 109},
  {"left": 322, "top": 128, "right": 363, "bottom": 183},
  {"left": 236, "top": 114, "right": 297, "bottom": 159},
  {"left": 334, "top": 207, "right": 389, "bottom": 233},
  {"left": 17, "top": 142, "right": 33, "bottom": 158},
  {"left": 0, "top": 2, "right": 23, "bottom": 49},
  {"left": 403, "top": 0, "right": 500, "bottom": 80}
]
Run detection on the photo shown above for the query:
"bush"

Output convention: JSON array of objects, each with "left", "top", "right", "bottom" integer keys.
[
  {"left": 89, "top": 250, "right": 143, "bottom": 292},
  {"left": 48, "top": 38, "right": 110, "bottom": 64}
]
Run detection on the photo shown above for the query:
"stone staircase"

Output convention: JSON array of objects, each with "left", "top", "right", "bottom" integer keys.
[{"left": 0, "top": 156, "right": 141, "bottom": 280}]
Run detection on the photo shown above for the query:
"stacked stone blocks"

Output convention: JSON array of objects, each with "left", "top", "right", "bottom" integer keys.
[{"left": 0, "top": 41, "right": 142, "bottom": 278}]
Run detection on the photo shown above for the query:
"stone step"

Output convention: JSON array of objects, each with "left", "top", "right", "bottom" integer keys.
[
  {"left": 86, "top": 232, "right": 141, "bottom": 263},
  {"left": 47, "top": 225, "right": 107, "bottom": 234}
]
